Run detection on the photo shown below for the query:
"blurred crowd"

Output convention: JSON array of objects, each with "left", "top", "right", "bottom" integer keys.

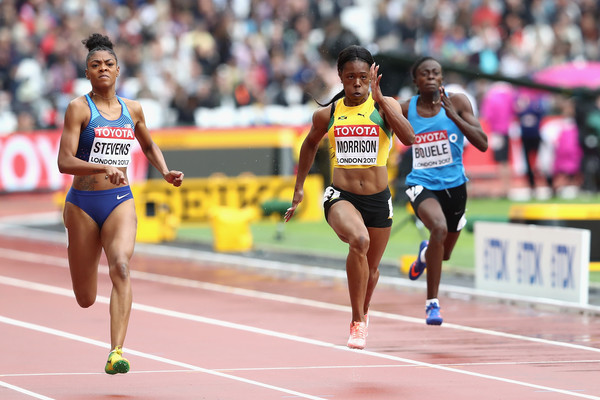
[{"left": 1, "top": 0, "right": 600, "bottom": 195}]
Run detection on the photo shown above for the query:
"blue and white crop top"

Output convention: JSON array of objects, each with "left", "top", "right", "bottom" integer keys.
[
  {"left": 405, "top": 95, "right": 467, "bottom": 190},
  {"left": 75, "top": 94, "right": 135, "bottom": 167}
]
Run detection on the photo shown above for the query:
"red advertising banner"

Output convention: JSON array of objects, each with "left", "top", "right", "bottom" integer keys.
[{"left": 0, "top": 130, "right": 148, "bottom": 193}]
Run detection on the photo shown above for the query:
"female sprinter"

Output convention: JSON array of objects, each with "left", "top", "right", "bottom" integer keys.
[
  {"left": 285, "top": 45, "right": 414, "bottom": 350},
  {"left": 400, "top": 57, "right": 487, "bottom": 325},
  {"left": 57, "top": 33, "right": 184, "bottom": 374}
]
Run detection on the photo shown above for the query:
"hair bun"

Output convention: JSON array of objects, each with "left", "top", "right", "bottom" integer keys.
[{"left": 82, "top": 33, "right": 114, "bottom": 52}]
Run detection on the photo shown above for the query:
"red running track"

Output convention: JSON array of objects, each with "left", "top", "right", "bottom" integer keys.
[{"left": 1, "top": 194, "right": 600, "bottom": 399}]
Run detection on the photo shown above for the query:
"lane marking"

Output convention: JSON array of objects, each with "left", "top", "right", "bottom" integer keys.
[
  {"left": 2, "top": 277, "right": 600, "bottom": 399},
  {"left": 131, "top": 270, "right": 600, "bottom": 354},
  {"left": 0, "top": 380, "right": 55, "bottom": 400},
  {"left": 0, "top": 212, "right": 60, "bottom": 226},
  {"left": 0, "top": 315, "right": 329, "bottom": 400},
  {"left": 3, "top": 359, "right": 600, "bottom": 378},
  {"left": 1, "top": 225, "right": 600, "bottom": 316},
  {"left": 1, "top": 247, "right": 600, "bottom": 355}
]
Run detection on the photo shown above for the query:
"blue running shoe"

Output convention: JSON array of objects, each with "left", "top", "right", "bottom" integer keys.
[
  {"left": 426, "top": 302, "right": 443, "bottom": 325},
  {"left": 408, "top": 240, "right": 428, "bottom": 281}
]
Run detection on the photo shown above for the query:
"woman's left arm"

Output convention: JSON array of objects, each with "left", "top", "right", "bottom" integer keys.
[
  {"left": 129, "top": 100, "right": 184, "bottom": 187},
  {"left": 441, "top": 89, "right": 488, "bottom": 152}
]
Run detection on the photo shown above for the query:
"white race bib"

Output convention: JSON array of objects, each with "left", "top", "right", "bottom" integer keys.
[
  {"left": 334, "top": 125, "right": 379, "bottom": 166},
  {"left": 412, "top": 130, "right": 452, "bottom": 169},
  {"left": 89, "top": 126, "right": 135, "bottom": 167}
]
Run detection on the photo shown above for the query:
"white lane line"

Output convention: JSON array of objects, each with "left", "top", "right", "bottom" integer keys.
[
  {"left": 3, "top": 357, "right": 600, "bottom": 379},
  {"left": 0, "top": 315, "right": 329, "bottom": 400},
  {"left": 0, "top": 381, "right": 54, "bottom": 400},
  {"left": 1, "top": 246, "right": 600, "bottom": 355},
  {"left": 3, "top": 360, "right": 600, "bottom": 378},
  {"left": 2, "top": 225, "right": 600, "bottom": 316},
  {"left": 130, "top": 270, "right": 600, "bottom": 355},
  {"left": 0, "top": 211, "right": 60, "bottom": 225},
  {"left": 1, "top": 277, "right": 600, "bottom": 399}
]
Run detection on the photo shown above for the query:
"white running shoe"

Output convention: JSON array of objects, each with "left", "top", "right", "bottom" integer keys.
[{"left": 347, "top": 321, "right": 367, "bottom": 349}]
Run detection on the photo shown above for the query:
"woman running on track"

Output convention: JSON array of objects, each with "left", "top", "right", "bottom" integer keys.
[
  {"left": 285, "top": 45, "right": 414, "bottom": 350},
  {"left": 400, "top": 56, "right": 487, "bottom": 326},
  {"left": 57, "top": 33, "right": 184, "bottom": 374}
]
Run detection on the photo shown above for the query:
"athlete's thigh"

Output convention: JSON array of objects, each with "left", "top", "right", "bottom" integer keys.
[
  {"left": 63, "top": 202, "right": 103, "bottom": 290},
  {"left": 100, "top": 199, "right": 137, "bottom": 264},
  {"left": 415, "top": 197, "right": 446, "bottom": 230},
  {"left": 327, "top": 200, "right": 368, "bottom": 244}
]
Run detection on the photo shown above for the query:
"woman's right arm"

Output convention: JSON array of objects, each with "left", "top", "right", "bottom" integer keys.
[
  {"left": 57, "top": 99, "right": 109, "bottom": 177},
  {"left": 284, "top": 106, "right": 330, "bottom": 221}
]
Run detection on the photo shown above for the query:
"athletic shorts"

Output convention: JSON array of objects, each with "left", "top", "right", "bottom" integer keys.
[
  {"left": 323, "top": 184, "right": 393, "bottom": 228},
  {"left": 405, "top": 183, "right": 467, "bottom": 232},
  {"left": 66, "top": 185, "right": 133, "bottom": 228}
]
